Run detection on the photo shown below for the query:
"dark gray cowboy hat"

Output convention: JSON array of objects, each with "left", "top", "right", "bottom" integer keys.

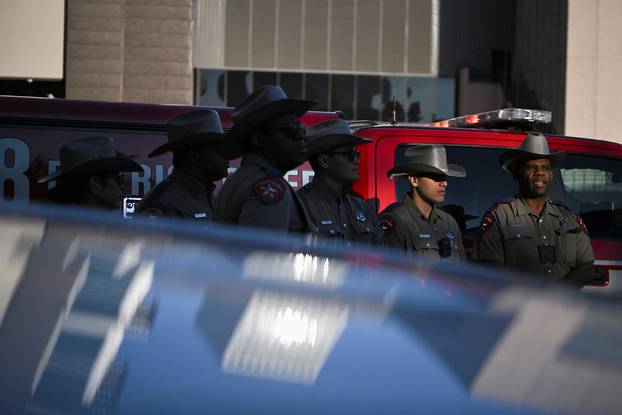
[
  {"left": 224, "top": 85, "right": 316, "bottom": 159},
  {"left": 499, "top": 132, "right": 566, "bottom": 174},
  {"left": 149, "top": 109, "right": 224, "bottom": 157},
  {"left": 305, "top": 119, "right": 372, "bottom": 158},
  {"left": 38, "top": 136, "right": 142, "bottom": 183},
  {"left": 387, "top": 145, "right": 466, "bottom": 179}
]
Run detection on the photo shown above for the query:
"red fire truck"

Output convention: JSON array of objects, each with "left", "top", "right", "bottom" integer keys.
[{"left": 1, "top": 97, "right": 621, "bottom": 292}]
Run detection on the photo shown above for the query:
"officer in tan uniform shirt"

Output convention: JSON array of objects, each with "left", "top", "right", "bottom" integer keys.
[
  {"left": 214, "top": 85, "right": 316, "bottom": 233},
  {"left": 472, "top": 133, "right": 597, "bottom": 287},
  {"left": 378, "top": 145, "right": 466, "bottom": 262},
  {"left": 297, "top": 119, "right": 383, "bottom": 246},
  {"left": 137, "top": 109, "right": 229, "bottom": 222}
]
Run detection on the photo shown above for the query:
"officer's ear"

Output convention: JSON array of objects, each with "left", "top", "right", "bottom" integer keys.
[
  {"left": 87, "top": 176, "right": 101, "bottom": 194},
  {"left": 317, "top": 154, "right": 330, "bottom": 169},
  {"left": 249, "top": 132, "right": 267, "bottom": 150},
  {"left": 408, "top": 176, "right": 418, "bottom": 188}
]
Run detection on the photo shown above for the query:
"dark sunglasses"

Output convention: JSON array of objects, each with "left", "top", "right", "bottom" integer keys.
[
  {"left": 263, "top": 118, "right": 306, "bottom": 137},
  {"left": 326, "top": 150, "right": 361, "bottom": 163}
]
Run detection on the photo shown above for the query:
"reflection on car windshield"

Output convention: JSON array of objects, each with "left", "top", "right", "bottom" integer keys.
[{"left": 394, "top": 145, "right": 622, "bottom": 240}]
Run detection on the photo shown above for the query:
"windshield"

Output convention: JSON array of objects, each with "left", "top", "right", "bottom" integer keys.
[{"left": 393, "top": 145, "right": 622, "bottom": 240}]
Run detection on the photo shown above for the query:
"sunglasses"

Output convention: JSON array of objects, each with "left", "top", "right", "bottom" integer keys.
[{"left": 326, "top": 150, "right": 361, "bottom": 163}]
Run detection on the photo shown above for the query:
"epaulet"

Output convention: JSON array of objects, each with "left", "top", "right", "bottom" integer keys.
[
  {"left": 478, "top": 198, "right": 513, "bottom": 236},
  {"left": 485, "top": 197, "right": 515, "bottom": 214},
  {"left": 348, "top": 189, "right": 365, "bottom": 199},
  {"left": 252, "top": 177, "right": 286, "bottom": 204},
  {"left": 142, "top": 177, "right": 173, "bottom": 202},
  {"left": 549, "top": 199, "right": 572, "bottom": 212},
  {"left": 379, "top": 202, "right": 400, "bottom": 214},
  {"left": 550, "top": 200, "right": 589, "bottom": 235}
]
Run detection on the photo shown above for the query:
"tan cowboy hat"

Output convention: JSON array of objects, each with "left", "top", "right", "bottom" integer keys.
[
  {"left": 38, "top": 136, "right": 142, "bottom": 183},
  {"left": 305, "top": 119, "right": 372, "bottom": 158},
  {"left": 149, "top": 109, "right": 224, "bottom": 157},
  {"left": 224, "top": 85, "right": 316, "bottom": 159},
  {"left": 499, "top": 132, "right": 565, "bottom": 173},
  {"left": 387, "top": 145, "right": 466, "bottom": 179}
]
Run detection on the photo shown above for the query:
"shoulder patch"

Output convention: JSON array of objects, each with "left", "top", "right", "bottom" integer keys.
[
  {"left": 252, "top": 177, "right": 286, "bottom": 204},
  {"left": 576, "top": 213, "right": 589, "bottom": 235},
  {"left": 478, "top": 212, "right": 495, "bottom": 236},
  {"left": 141, "top": 206, "right": 166, "bottom": 218},
  {"left": 378, "top": 215, "right": 396, "bottom": 239}
]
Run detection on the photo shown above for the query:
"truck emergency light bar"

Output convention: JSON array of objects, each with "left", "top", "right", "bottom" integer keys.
[{"left": 428, "top": 108, "right": 552, "bottom": 129}]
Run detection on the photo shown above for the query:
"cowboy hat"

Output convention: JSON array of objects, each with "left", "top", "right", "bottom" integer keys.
[
  {"left": 305, "top": 119, "right": 372, "bottom": 158},
  {"left": 499, "top": 132, "right": 565, "bottom": 174},
  {"left": 38, "top": 136, "right": 142, "bottom": 183},
  {"left": 149, "top": 109, "right": 224, "bottom": 157},
  {"left": 224, "top": 85, "right": 316, "bottom": 159},
  {"left": 387, "top": 145, "right": 466, "bottom": 179}
]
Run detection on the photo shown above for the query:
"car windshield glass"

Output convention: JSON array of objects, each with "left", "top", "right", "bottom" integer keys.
[{"left": 393, "top": 145, "right": 622, "bottom": 240}]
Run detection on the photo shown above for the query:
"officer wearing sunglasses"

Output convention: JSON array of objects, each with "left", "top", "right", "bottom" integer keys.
[
  {"left": 215, "top": 85, "right": 317, "bottom": 233},
  {"left": 298, "top": 119, "right": 384, "bottom": 246}
]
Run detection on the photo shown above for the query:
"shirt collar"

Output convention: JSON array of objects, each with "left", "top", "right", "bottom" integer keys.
[
  {"left": 171, "top": 168, "right": 214, "bottom": 195},
  {"left": 514, "top": 197, "right": 560, "bottom": 218},
  {"left": 403, "top": 192, "right": 441, "bottom": 223}
]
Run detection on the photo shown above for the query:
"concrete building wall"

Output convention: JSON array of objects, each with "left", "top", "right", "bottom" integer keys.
[
  {"left": 65, "top": 0, "right": 193, "bottom": 104},
  {"left": 194, "top": 0, "right": 439, "bottom": 76},
  {"left": 566, "top": 0, "right": 622, "bottom": 144}
]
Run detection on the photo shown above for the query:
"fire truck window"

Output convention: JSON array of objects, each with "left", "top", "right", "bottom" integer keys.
[{"left": 559, "top": 155, "right": 622, "bottom": 240}]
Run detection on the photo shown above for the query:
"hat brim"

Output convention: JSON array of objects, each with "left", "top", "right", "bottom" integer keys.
[
  {"left": 306, "top": 134, "right": 372, "bottom": 158},
  {"left": 148, "top": 132, "right": 224, "bottom": 157},
  {"left": 223, "top": 98, "right": 316, "bottom": 159},
  {"left": 38, "top": 157, "right": 143, "bottom": 183},
  {"left": 499, "top": 149, "right": 566, "bottom": 173},
  {"left": 387, "top": 163, "right": 466, "bottom": 179}
]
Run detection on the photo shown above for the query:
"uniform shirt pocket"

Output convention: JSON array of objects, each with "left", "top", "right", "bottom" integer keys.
[
  {"left": 502, "top": 227, "right": 535, "bottom": 264},
  {"left": 351, "top": 217, "right": 376, "bottom": 235},
  {"left": 318, "top": 222, "right": 342, "bottom": 238},
  {"left": 413, "top": 236, "right": 440, "bottom": 252}
]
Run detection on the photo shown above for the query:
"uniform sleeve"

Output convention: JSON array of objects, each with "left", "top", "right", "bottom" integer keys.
[
  {"left": 378, "top": 213, "right": 406, "bottom": 251},
  {"left": 366, "top": 204, "right": 385, "bottom": 246},
  {"left": 562, "top": 214, "right": 597, "bottom": 287},
  {"left": 447, "top": 216, "right": 466, "bottom": 262},
  {"left": 472, "top": 210, "right": 504, "bottom": 265},
  {"left": 238, "top": 178, "right": 291, "bottom": 231}
]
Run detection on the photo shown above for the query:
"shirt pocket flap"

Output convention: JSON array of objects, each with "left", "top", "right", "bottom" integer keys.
[
  {"left": 318, "top": 222, "right": 342, "bottom": 237},
  {"left": 504, "top": 227, "right": 533, "bottom": 240},
  {"left": 351, "top": 217, "right": 376, "bottom": 234},
  {"left": 413, "top": 237, "right": 439, "bottom": 251}
]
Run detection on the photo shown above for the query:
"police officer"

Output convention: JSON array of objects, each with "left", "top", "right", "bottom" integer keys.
[
  {"left": 137, "top": 109, "right": 229, "bottom": 221},
  {"left": 214, "top": 85, "right": 316, "bottom": 233},
  {"left": 378, "top": 145, "right": 466, "bottom": 262},
  {"left": 298, "top": 119, "right": 383, "bottom": 246},
  {"left": 472, "top": 133, "right": 597, "bottom": 287},
  {"left": 38, "top": 136, "right": 142, "bottom": 211}
]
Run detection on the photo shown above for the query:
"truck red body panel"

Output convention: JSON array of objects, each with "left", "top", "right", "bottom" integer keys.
[{"left": 2, "top": 97, "right": 621, "bottom": 291}]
